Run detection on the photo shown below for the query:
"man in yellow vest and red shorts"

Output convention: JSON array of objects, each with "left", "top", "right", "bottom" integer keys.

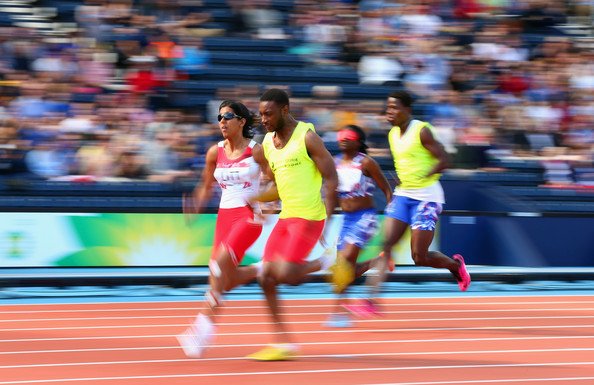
[
  {"left": 344, "top": 90, "right": 472, "bottom": 318},
  {"left": 247, "top": 88, "right": 339, "bottom": 361}
]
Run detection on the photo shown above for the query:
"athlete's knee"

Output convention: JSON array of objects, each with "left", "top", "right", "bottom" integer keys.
[
  {"left": 258, "top": 270, "right": 275, "bottom": 289},
  {"left": 383, "top": 232, "right": 402, "bottom": 251},
  {"left": 411, "top": 248, "right": 429, "bottom": 266},
  {"left": 276, "top": 264, "right": 301, "bottom": 286},
  {"left": 222, "top": 281, "right": 234, "bottom": 292}
]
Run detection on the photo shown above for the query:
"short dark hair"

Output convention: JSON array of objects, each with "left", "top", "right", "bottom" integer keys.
[
  {"left": 260, "top": 88, "right": 290, "bottom": 108},
  {"left": 218, "top": 100, "right": 255, "bottom": 138},
  {"left": 343, "top": 124, "right": 368, "bottom": 154},
  {"left": 388, "top": 90, "right": 413, "bottom": 108}
]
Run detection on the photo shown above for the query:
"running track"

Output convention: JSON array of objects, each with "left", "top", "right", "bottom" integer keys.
[{"left": 2, "top": 292, "right": 594, "bottom": 385}]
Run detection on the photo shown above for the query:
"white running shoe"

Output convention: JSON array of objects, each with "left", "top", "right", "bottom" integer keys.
[
  {"left": 319, "top": 241, "right": 337, "bottom": 272},
  {"left": 176, "top": 313, "right": 216, "bottom": 358}
]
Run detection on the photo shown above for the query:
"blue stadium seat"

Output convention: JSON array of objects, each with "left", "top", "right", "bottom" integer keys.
[
  {"left": 202, "top": 0, "right": 232, "bottom": 6},
  {"left": 504, "top": 186, "right": 594, "bottom": 201},
  {"left": 0, "top": 13, "right": 14, "bottom": 26},
  {"left": 199, "top": 66, "right": 271, "bottom": 81},
  {"left": 340, "top": 84, "right": 396, "bottom": 98},
  {"left": 449, "top": 171, "right": 545, "bottom": 185},
  {"left": 203, "top": 37, "right": 295, "bottom": 52},
  {"left": 167, "top": 93, "right": 211, "bottom": 108},
  {"left": 171, "top": 80, "right": 236, "bottom": 93},
  {"left": 489, "top": 159, "right": 545, "bottom": 173},
  {"left": 324, "top": 140, "right": 340, "bottom": 155},
  {"left": 208, "top": 8, "right": 235, "bottom": 22},
  {"left": 532, "top": 201, "right": 594, "bottom": 213},
  {"left": 209, "top": 51, "right": 306, "bottom": 67},
  {"left": 374, "top": 156, "right": 394, "bottom": 171},
  {"left": 574, "top": 168, "right": 594, "bottom": 186},
  {"left": 270, "top": 68, "right": 358, "bottom": 84}
]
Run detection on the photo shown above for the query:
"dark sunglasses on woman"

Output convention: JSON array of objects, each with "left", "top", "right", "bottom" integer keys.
[{"left": 217, "top": 112, "right": 242, "bottom": 122}]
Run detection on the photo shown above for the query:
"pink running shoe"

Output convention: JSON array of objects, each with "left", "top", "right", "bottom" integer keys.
[
  {"left": 453, "top": 254, "right": 471, "bottom": 291},
  {"left": 343, "top": 299, "right": 381, "bottom": 319}
]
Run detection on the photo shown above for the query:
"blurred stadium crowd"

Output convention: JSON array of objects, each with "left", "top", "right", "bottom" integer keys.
[{"left": 0, "top": 0, "right": 592, "bottom": 186}]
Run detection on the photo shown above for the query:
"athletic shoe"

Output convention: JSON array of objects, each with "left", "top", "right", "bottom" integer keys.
[
  {"left": 343, "top": 299, "right": 381, "bottom": 319},
  {"left": 176, "top": 313, "right": 215, "bottom": 358},
  {"left": 246, "top": 344, "right": 298, "bottom": 361},
  {"left": 324, "top": 313, "right": 353, "bottom": 328},
  {"left": 319, "top": 241, "right": 337, "bottom": 271},
  {"left": 328, "top": 257, "right": 355, "bottom": 294},
  {"left": 453, "top": 254, "right": 471, "bottom": 291}
]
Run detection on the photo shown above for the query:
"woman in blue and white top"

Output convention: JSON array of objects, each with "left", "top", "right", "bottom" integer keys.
[{"left": 326, "top": 125, "right": 392, "bottom": 327}]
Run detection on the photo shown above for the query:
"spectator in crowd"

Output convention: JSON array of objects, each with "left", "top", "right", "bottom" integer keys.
[{"left": 0, "top": 0, "right": 590, "bottom": 192}]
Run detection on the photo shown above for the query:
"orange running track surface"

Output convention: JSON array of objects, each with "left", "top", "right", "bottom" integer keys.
[{"left": 2, "top": 295, "right": 594, "bottom": 385}]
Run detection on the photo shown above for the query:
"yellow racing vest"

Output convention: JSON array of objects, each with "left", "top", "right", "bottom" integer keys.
[
  {"left": 388, "top": 120, "right": 441, "bottom": 189},
  {"left": 262, "top": 122, "right": 326, "bottom": 220}
]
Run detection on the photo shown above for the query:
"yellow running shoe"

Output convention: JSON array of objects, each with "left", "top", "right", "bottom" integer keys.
[
  {"left": 246, "top": 345, "right": 297, "bottom": 361},
  {"left": 329, "top": 257, "right": 355, "bottom": 294}
]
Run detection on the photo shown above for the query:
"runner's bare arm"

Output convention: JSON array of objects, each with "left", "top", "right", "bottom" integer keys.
[
  {"left": 305, "top": 129, "right": 338, "bottom": 220},
  {"left": 420, "top": 127, "right": 450, "bottom": 177},
  {"left": 362, "top": 155, "right": 393, "bottom": 204},
  {"left": 250, "top": 144, "right": 279, "bottom": 203}
]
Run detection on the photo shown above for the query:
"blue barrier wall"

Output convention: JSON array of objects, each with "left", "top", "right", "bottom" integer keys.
[
  {"left": 439, "top": 177, "right": 594, "bottom": 267},
  {"left": 440, "top": 214, "right": 594, "bottom": 267}
]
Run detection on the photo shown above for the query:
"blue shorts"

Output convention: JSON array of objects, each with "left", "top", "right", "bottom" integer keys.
[
  {"left": 338, "top": 208, "right": 378, "bottom": 250},
  {"left": 385, "top": 196, "right": 442, "bottom": 231}
]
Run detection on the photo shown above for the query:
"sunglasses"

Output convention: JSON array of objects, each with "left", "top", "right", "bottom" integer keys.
[{"left": 217, "top": 112, "right": 242, "bottom": 122}]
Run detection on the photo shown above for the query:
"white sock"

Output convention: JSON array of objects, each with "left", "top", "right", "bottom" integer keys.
[
  {"left": 253, "top": 260, "right": 264, "bottom": 276},
  {"left": 319, "top": 247, "right": 336, "bottom": 271}
]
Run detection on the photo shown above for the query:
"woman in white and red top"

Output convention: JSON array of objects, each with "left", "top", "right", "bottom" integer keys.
[{"left": 178, "top": 100, "right": 269, "bottom": 358}]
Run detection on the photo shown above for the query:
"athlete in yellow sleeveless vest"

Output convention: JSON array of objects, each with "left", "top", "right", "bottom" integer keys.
[
  {"left": 388, "top": 119, "right": 442, "bottom": 190},
  {"left": 247, "top": 88, "right": 338, "bottom": 361},
  {"left": 262, "top": 121, "right": 326, "bottom": 220},
  {"left": 346, "top": 90, "right": 472, "bottom": 320}
]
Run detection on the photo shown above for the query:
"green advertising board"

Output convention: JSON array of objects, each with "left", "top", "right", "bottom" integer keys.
[{"left": 0, "top": 213, "right": 435, "bottom": 267}]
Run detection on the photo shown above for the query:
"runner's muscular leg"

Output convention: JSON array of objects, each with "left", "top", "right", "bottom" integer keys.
[{"left": 410, "top": 229, "right": 460, "bottom": 277}]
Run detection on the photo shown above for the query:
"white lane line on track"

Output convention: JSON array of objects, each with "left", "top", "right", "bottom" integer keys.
[
  {"left": 2, "top": 347, "right": 594, "bottom": 369},
  {"left": 2, "top": 335, "right": 594, "bottom": 355},
  {"left": 2, "top": 324, "right": 594, "bottom": 343},
  {"left": 362, "top": 377, "right": 594, "bottom": 385},
  {"left": 1, "top": 361, "right": 594, "bottom": 384},
  {"left": 3, "top": 315, "right": 594, "bottom": 332},
  {"left": 2, "top": 298, "right": 594, "bottom": 313},
  {"left": 3, "top": 306, "right": 594, "bottom": 323}
]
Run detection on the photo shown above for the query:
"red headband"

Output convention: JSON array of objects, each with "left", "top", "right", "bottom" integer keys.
[{"left": 337, "top": 129, "right": 360, "bottom": 142}]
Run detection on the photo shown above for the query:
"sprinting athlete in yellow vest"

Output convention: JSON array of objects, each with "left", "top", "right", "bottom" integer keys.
[
  {"left": 262, "top": 121, "right": 326, "bottom": 221},
  {"left": 248, "top": 88, "right": 338, "bottom": 361},
  {"left": 345, "top": 90, "right": 472, "bottom": 320}
]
